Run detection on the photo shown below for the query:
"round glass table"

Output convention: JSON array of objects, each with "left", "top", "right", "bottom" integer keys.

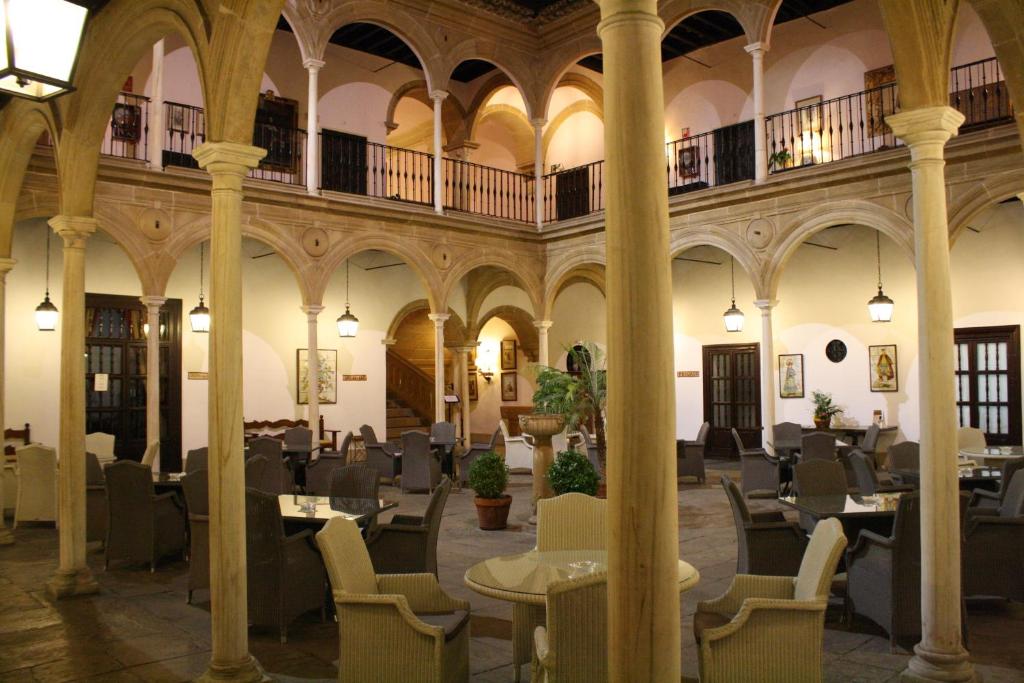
[
  {"left": 464, "top": 550, "right": 699, "bottom": 681},
  {"left": 959, "top": 445, "right": 1023, "bottom": 464}
]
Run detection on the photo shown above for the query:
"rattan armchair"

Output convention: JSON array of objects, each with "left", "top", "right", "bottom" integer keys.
[
  {"left": 316, "top": 517, "right": 470, "bottom": 683},
  {"left": 964, "top": 469, "right": 1024, "bottom": 602},
  {"left": 305, "top": 452, "right": 347, "bottom": 496},
  {"left": 537, "top": 492, "right": 606, "bottom": 551},
  {"left": 694, "top": 518, "right": 847, "bottom": 683},
  {"left": 247, "top": 437, "right": 291, "bottom": 494},
  {"left": 104, "top": 461, "right": 186, "bottom": 571},
  {"left": 677, "top": 421, "right": 709, "bottom": 483},
  {"left": 182, "top": 469, "right": 209, "bottom": 604},
  {"left": 970, "top": 458, "right": 1024, "bottom": 510},
  {"left": 577, "top": 425, "right": 602, "bottom": 475},
  {"left": 185, "top": 447, "right": 208, "bottom": 474},
  {"left": 86, "top": 452, "right": 107, "bottom": 545},
  {"left": 330, "top": 463, "right": 381, "bottom": 499},
  {"left": 401, "top": 431, "right": 441, "bottom": 493},
  {"left": 245, "top": 488, "right": 325, "bottom": 642},
  {"left": 721, "top": 475, "right": 805, "bottom": 576},
  {"left": 499, "top": 419, "right": 534, "bottom": 472},
  {"left": 732, "top": 428, "right": 779, "bottom": 499},
  {"left": 85, "top": 432, "right": 116, "bottom": 465},
  {"left": 367, "top": 477, "right": 451, "bottom": 575},
  {"left": 800, "top": 432, "right": 836, "bottom": 461},
  {"left": 957, "top": 427, "right": 986, "bottom": 451},
  {"left": 457, "top": 428, "right": 499, "bottom": 486},
  {"left": 13, "top": 445, "right": 57, "bottom": 527},
  {"left": 360, "top": 424, "right": 400, "bottom": 482},
  {"left": 244, "top": 455, "right": 268, "bottom": 488},
  {"left": 534, "top": 571, "right": 608, "bottom": 683},
  {"left": 847, "top": 450, "right": 911, "bottom": 495}
]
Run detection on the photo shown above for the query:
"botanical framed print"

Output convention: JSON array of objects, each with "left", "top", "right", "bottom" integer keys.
[
  {"left": 500, "top": 371, "right": 517, "bottom": 402},
  {"left": 779, "top": 354, "right": 805, "bottom": 398},
  {"left": 467, "top": 372, "right": 478, "bottom": 401},
  {"left": 500, "top": 339, "right": 517, "bottom": 370},
  {"left": 297, "top": 349, "right": 338, "bottom": 404},
  {"left": 869, "top": 345, "right": 898, "bottom": 392}
]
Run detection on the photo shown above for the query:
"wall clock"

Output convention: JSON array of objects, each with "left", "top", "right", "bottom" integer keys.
[{"left": 826, "top": 339, "right": 848, "bottom": 363}]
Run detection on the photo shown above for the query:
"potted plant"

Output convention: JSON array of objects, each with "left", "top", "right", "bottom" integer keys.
[
  {"left": 810, "top": 390, "right": 843, "bottom": 430},
  {"left": 532, "top": 343, "right": 607, "bottom": 470},
  {"left": 768, "top": 148, "right": 792, "bottom": 172},
  {"left": 468, "top": 451, "right": 512, "bottom": 530},
  {"left": 547, "top": 450, "right": 600, "bottom": 496}
]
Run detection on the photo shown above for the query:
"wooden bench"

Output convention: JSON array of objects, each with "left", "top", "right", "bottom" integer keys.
[
  {"left": 4, "top": 423, "right": 30, "bottom": 457},
  {"left": 243, "top": 416, "right": 343, "bottom": 450}
]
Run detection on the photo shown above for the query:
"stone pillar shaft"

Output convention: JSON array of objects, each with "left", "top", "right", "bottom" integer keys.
[
  {"left": 141, "top": 296, "right": 167, "bottom": 470},
  {"left": 148, "top": 39, "right": 165, "bottom": 171},
  {"left": 745, "top": 42, "right": 768, "bottom": 182},
  {"left": 304, "top": 59, "right": 324, "bottom": 196},
  {"left": 431, "top": 91, "right": 448, "bottom": 215},
  {"left": 532, "top": 118, "right": 545, "bottom": 230},
  {"left": 597, "top": 1, "right": 681, "bottom": 680},
  {"left": 428, "top": 313, "right": 449, "bottom": 424},
  {"left": 888, "top": 107, "right": 976, "bottom": 683},
  {"left": 46, "top": 216, "right": 99, "bottom": 599},
  {"left": 303, "top": 305, "right": 324, "bottom": 446},
  {"left": 0, "top": 258, "right": 15, "bottom": 545},
  {"left": 754, "top": 300, "right": 777, "bottom": 446},
  {"left": 193, "top": 142, "right": 267, "bottom": 683},
  {"left": 454, "top": 345, "right": 477, "bottom": 445},
  {"left": 534, "top": 320, "right": 552, "bottom": 367}
]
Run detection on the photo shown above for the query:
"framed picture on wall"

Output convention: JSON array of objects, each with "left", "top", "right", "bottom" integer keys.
[
  {"left": 778, "top": 353, "right": 804, "bottom": 398},
  {"left": 500, "top": 371, "right": 517, "bottom": 402},
  {"left": 468, "top": 372, "right": 478, "bottom": 401},
  {"left": 500, "top": 339, "right": 517, "bottom": 370},
  {"left": 869, "top": 344, "right": 898, "bottom": 392},
  {"left": 678, "top": 144, "right": 700, "bottom": 179},
  {"left": 297, "top": 349, "right": 338, "bottom": 404}
]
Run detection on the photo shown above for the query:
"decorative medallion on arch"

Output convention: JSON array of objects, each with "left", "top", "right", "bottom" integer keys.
[
  {"left": 139, "top": 208, "right": 172, "bottom": 243},
  {"left": 302, "top": 228, "right": 329, "bottom": 258},
  {"left": 745, "top": 218, "right": 774, "bottom": 250}
]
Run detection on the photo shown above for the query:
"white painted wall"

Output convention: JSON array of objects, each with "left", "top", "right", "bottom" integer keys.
[{"left": 469, "top": 317, "right": 536, "bottom": 431}]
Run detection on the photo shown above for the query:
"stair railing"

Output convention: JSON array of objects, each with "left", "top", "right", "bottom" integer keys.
[{"left": 385, "top": 349, "right": 435, "bottom": 425}]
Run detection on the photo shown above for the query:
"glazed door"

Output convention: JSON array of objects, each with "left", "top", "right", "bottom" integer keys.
[
  {"left": 321, "top": 129, "right": 368, "bottom": 195},
  {"left": 85, "top": 294, "right": 182, "bottom": 470},
  {"left": 702, "top": 343, "right": 761, "bottom": 457},
  {"left": 954, "top": 325, "right": 1021, "bottom": 446}
]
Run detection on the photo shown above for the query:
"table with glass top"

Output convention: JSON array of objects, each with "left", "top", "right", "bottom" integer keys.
[
  {"left": 779, "top": 492, "right": 899, "bottom": 538},
  {"left": 464, "top": 549, "right": 699, "bottom": 682},
  {"left": 278, "top": 495, "right": 397, "bottom": 526},
  {"left": 959, "top": 445, "right": 1023, "bottom": 466}
]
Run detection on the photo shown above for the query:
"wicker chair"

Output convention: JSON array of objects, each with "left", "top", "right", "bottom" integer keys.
[
  {"left": 431, "top": 421, "right": 457, "bottom": 445},
  {"left": 970, "top": 458, "right": 1024, "bottom": 510},
  {"left": 401, "top": 431, "right": 441, "bottom": 493},
  {"left": 732, "top": 428, "right": 779, "bottom": 499},
  {"left": 104, "top": 461, "right": 186, "bottom": 571},
  {"left": 537, "top": 492, "right": 606, "bottom": 551},
  {"left": 244, "top": 455, "right": 268, "bottom": 488},
  {"left": 860, "top": 424, "right": 881, "bottom": 455},
  {"left": 13, "top": 445, "right": 57, "bottom": 527},
  {"left": 284, "top": 426, "right": 314, "bottom": 449},
  {"left": 677, "top": 422, "right": 709, "bottom": 483},
  {"left": 185, "top": 447, "right": 208, "bottom": 474},
  {"left": 182, "top": 469, "right": 209, "bottom": 604},
  {"left": 245, "top": 488, "right": 325, "bottom": 643},
  {"left": 86, "top": 452, "right": 107, "bottom": 544},
  {"left": 846, "top": 491, "right": 970, "bottom": 652},
  {"left": 140, "top": 440, "right": 160, "bottom": 468},
  {"left": 772, "top": 422, "right": 802, "bottom": 443},
  {"left": 534, "top": 570, "right": 608, "bottom": 683},
  {"left": 85, "top": 432, "right": 116, "bottom": 465},
  {"left": 305, "top": 453, "right": 347, "bottom": 496},
  {"left": 367, "top": 477, "right": 451, "bottom": 575},
  {"left": 793, "top": 459, "right": 848, "bottom": 533},
  {"left": 360, "top": 424, "right": 400, "bottom": 482},
  {"left": 847, "top": 450, "right": 911, "bottom": 496},
  {"left": 315, "top": 517, "right": 470, "bottom": 683},
  {"left": 694, "top": 518, "right": 847, "bottom": 683},
  {"left": 887, "top": 441, "right": 920, "bottom": 480},
  {"left": 330, "top": 464, "right": 381, "bottom": 500},
  {"left": 458, "top": 428, "right": 499, "bottom": 486},
  {"left": 721, "top": 475, "right": 805, "bottom": 576},
  {"left": 577, "top": 426, "right": 602, "bottom": 475},
  {"left": 247, "top": 437, "right": 291, "bottom": 494},
  {"left": 957, "top": 427, "right": 986, "bottom": 451},
  {"left": 800, "top": 432, "right": 836, "bottom": 461},
  {"left": 336, "top": 430, "right": 354, "bottom": 462},
  {"left": 963, "top": 469, "right": 1024, "bottom": 602},
  {"left": 499, "top": 419, "right": 534, "bottom": 472}
]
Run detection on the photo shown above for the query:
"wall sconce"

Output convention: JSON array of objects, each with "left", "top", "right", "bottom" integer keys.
[{"left": 476, "top": 341, "right": 498, "bottom": 382}]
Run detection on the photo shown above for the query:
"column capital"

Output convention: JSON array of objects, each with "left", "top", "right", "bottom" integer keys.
[
  {"left": 886, "top": 106, "right": 965, "bottom": 152},
  {"left": 140, "top": 295, "right": 168, "bottom": 309},
  {"left": 429, "top": 90, "right": 449, "bottom": 103},
  {"left": 381, "top": 337, "right": 397, "bottom": 346},
  {"left": 744, "top": 41, "right": 768, "bottom": 57},
  {"left": 753, "top": 299, "right": 778, "bottom": 312},
  {"left": 533, "top": 319, "right": 553, "bottom": 330},
  {"left": 48, "top": 216, "right": 97, "bottom": 247},
  {"left": 428, "top": 312, "right": 450, "bottom": 326},
  {"left": 530, "top": 117, "right": 547, "bottom": 130},
  {"left": 1015, "top": 192, "right": 1023, "bottom": 205},
  {"left": 301, "top": 304, "right": 325, "bottom": 317},
  {"left": 302, "top": 58, "right": 325, "bottom": 71},
  {"left": 450, "top": 343, "right": 480, "bottom": 354},
  {"left": 0, "top": 257, "right": 15, "bottom": 276},
  {"left": 597, "top": 1, "right": 664, "bottom": 36},
  {"left": 193, "top": 142, "right": 266, "bottom": 176}
]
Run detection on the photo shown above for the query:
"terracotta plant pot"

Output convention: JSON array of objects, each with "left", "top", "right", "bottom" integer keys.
[
  {"left": 814, "top": 417, "right": 830, "bottom": 430},
  {"left": 474, "top": 495, "right": 512, "bottom": 530}
]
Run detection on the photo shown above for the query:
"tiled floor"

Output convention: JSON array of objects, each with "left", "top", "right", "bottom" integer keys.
[{"left": 1, "top": 465, "right": 1022, "bottom": 682}]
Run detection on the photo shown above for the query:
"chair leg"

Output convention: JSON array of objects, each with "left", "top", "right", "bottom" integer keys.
[{"left": 187, "top": 590, "right": 193, "bottom": 605}]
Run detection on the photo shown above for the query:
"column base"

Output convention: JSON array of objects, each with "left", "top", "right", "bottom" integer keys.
[
  {"left": 901, "top": 643, "right": 980, "bottom": 683},
  {"left": 196, "top": 655, "right": 270, "bottom": 683},
  {"left": 45, "top": 568, "right": 99, "bottom": 600}
]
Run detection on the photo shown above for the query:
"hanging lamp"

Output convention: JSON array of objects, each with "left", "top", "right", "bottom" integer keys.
[
  {"left": 35, "top": 230, "right": 58, "bottom": 331},
  {"left": 189, "top": 241, "right": 210, "bottom": 333},
  {"left": 867, "top": 232, "right": 894, "bottom": 322},
  {"left": 0, "top": 0, "right": 89, "bottom": 101},
  {"left": 337, "top": 259, "right": 359, "bottom": 338},
  {"left": 723, "top": 256, "right": 744, "bottom": 333}
]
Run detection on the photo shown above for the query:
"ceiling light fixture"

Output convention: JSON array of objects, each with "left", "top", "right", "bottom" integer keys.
[
  {"left": 0, "top": 0, "right": 88, "bottom": 101},
  {"left": 723, "top": 256, "right": 744, "bottom": 333},
  {"left": 337, "top": 259, "right": 359, "bottom": 338},
  {"left": 35, "top": 229, "right": 57, "bottom": 331},
  {"left": 867, "top": 232, "right": 894, "bottom": 323},
  {"left": 189, "top": 241, "right": 210, "bottom": 333}
]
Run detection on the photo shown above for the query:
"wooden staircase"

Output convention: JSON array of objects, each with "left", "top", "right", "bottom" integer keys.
[{"left": 385, "top": 396, "right": 430, "bottom": 440}]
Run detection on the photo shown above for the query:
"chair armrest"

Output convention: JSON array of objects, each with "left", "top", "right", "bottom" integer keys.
[
  {"left": 746, "top": 520, "right": 802, "bottom": 533},
  {"left": 534, "top": 626, "right": 552, "bottom": 671},
  {"left": 284, "top": 528, "right": 315, "bottom": 547},
  {"left": 376, "top": 573, "right": 470, "bottom": 613},
  {"left": 153, "top": 491, "right": 183, "bottom": 511},
  {"left": 389, "top": 514, "right": 425, "bottom": 527},
  {"left": 749, "top": 510, "right": 787, "bottom": 524},
  {"left": 521, "top": 435, "right": 535, "bottom": 447},
  {"left": 847, "top": 529, "right": 893, "bottom": 559},
  {"left": 701, "top": 597, "right": 827, "bottom": 645},
  {"left": 966, "top": 516, "right": 1024, "bottom": 536},
  {"left": 333, "top": 590, "right": 445, "bottom": 640},
  {"left": 969, "top": 489, "right": 1000, "bottom": 506},
  {"left": 697, "top": 574, "right": 794, "bottom": 617}
]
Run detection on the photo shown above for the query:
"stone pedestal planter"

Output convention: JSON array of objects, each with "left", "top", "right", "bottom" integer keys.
[{"left": 519, "top": 413, "right": 566, "bottom": 523}]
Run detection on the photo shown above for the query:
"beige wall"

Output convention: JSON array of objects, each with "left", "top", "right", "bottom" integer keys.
[{"left": 469, "top": 317, "right": 536, "bottom": 432}]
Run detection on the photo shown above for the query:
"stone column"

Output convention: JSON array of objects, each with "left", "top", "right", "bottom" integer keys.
[
  {"left": 193, "top": 142, "right": 267, "bottom": 683},
  {"left": 45, "top": 216, "right": 99, "bottom": 600},
  {"left": 534, "top": 320, "right": 552, "bottom": 367},
  {"left": 888, "top": 106, "right": 975, "bottom": 683},
  {"left": 304, "top": 59, "right": 324, "bottom": 196},
  {"left": 753, "top": 300, "right": 777, "bottom": 447},
  {"left": 428, "top": 313, "right": 449, "bottom": 424},
  {"left": 148, "top": 39, "right": 165, "bottom": 170},
  {"left": 453, "top": 344, "right": 477, "bottom": 444},
  {"left": 745, "top": 42, "right": 768, "bottom": 182},
  {"left": 141, "top": 295, "right": 167, "bottom": 470},
  {"left": 532, "top": 118, "right": 546, "bottom": 230},
  {"left": 302, "top": 305, "right": 324, "bottom": 446},
  {"left": 597, "top": 1, "right": 680, "bottom": 680},
  {"left": 430, "top": 91, "right": 448, "bottom": 215},
  {"left": 0, "top": 258, "right": 15, "bottom": 545}
]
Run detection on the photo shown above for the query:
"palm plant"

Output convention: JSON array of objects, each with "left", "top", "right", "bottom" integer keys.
[{"left": 532, "top": 342, "right": 607, "bottom": 469}]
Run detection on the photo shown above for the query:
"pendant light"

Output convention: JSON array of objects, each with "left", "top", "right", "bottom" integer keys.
[
  {"left": 189, "top": 241, "right": 210, "bottom": 333},
  {"left": 867, "top": 231, "right": 894, "bottom": 323},
  {"left": 0, "top": 0, "right": 89, "bottom": 101},
  {"left": 35, "top": 230, "right": 57, "bottom": 331},
  {"left": 337, "top": 259, "right": 359, "bottom": 338},
  {"left": 723, "top": 256, "right": 744, "bottom": 333}
]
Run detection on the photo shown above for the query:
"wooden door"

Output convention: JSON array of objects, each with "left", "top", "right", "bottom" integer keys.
[
  {"left": 712, "top": 120, "right": 755, "bottom": 185},
  {"left": 555, "top": 166, "right": 590, "bottom": 220},
  {"left": 321, "top": 129, "right": 368, "bottom": 195},
  {"left": 85, "top": 295, "right": 182, "bottom": 470},
  {"left": 702, "top": 343, "right": 761, "bottom": 457},
  {"left": 954, "top": 325, "right": 1021, "bottom": 446}
]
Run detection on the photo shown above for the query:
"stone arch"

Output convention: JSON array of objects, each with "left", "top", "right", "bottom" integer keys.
[
  {"left": 444, "top": 256, "right": 544, "bottom": 322},
  {"left": 0, "top": 103, "right": 62, "bottom": 257},
  {"left": 463, "top": 71, "right": 518, "bottom": 143},
  {"left": 669, "top": 230, "right": 766, "bottom": 298},
  {"left": 543, "top": 260, "right": 607, "bottom": 320},
  {"left": 533, "top": 43, "right": 604, "bottom": 127},
  {"left": 91, "top": 204, "right": 163, "bottom": 297},
  {"left": 385, "top": 79, "right": 467, "bottom": 143},
  {"left": 386, "top": 298, "right": 468, "bottom": 345},
  {"left": 441, "top": 45, "right": 537, "bottom": 120},
  {"left": 542, "top": 99, "right": 604, "bottom": 160},
  {"left": 947, "top": 171, "right": 1024, "bottom": 245},
  {"left": 551, "top": 73, "right": 604, "bottom": 119},
  {"left": 474, "top": 105, "right": 535, "bottom": 168},
  {"left": 280, "top": 4, "right": 317, "bottom": 64},
  {"left": 474, "top": 304, "right": 540, "bottom": 362},
  {"left": 659, "top": 1, "right": 768, "bottom": 45},
  {"left": 766, "top": 200, "right": 916, "bottom": 298}
]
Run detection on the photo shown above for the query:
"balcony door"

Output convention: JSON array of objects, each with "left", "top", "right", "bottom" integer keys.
[
  {"left": 954, "top": 325, "right": 1021, "bottom": 446},
  {"left": 555, "top": 166, "right": 590, "bottom": 221},
  {"left": 712, "top": 120, "right": 755, "bottom": 185},
  {"left": 321, "top": 129, "right": 368, "bottom": 195},
  {"left": 702, "top": 343, "right": 762, "bottom": 457}
]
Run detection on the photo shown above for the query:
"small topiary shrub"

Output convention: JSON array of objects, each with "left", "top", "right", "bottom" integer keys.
[
  {"left": 468, "top": 451, "right": 510, "bottom": 499},
  {"left": 547, "top": 449, "right": 599, "bottom": 496}
]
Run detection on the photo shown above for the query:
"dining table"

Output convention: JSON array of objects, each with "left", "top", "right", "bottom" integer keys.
[
  {"left": 464, "top": 549, "right": 700, "bottom": 682},
  {"left": 958, "top": 445, "right": 1023, "bottom": 466},
  {"left": 892, "top": 466, "right": 1002, "bottom": 492},
  {"left": 278, "top": 494, "right": 397, "bottom": 528},
  {"left": 779, "top": 492, "right": 899, "bottom": 540},
  {"left": 152, "top": 471, "right": 184, "bottom": 491}
]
